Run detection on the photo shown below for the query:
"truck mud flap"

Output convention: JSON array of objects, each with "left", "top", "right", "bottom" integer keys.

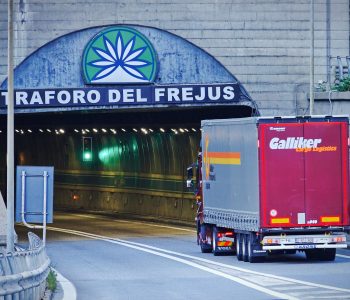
[{"left": 199, "top": 223, "right": 213, "bottom": 253}]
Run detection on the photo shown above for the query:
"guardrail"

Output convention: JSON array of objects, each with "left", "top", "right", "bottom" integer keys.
[{"left": 0, "top": 232, "right": 50, "bottom": 300}]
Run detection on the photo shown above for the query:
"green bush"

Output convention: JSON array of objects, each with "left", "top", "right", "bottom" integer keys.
[
  {"left": 332, "top": 77, "right": 350, "bottom": 92},
  {"left": 47, "top": 268, "right": 57, "bottom": 292}
]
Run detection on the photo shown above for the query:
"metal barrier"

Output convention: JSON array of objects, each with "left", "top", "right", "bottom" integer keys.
[
  {"left": 0, "top": 232, "right": 50, "bottom": 300},
  {"left": 330, "top": 55, "right": 350, "bottom": 84}
]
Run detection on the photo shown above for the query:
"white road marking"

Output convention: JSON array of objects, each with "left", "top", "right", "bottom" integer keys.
[
  {"left": 47, "top": 226, "right": 350, "bottom": 299},
  {"left": 53, "top": 268, "right": 77, "bottom": 300},
  {"left": 336, "top": 254, "right": 350, "bottom": 259},
  {"left": 47, "top": 226, "right": 295, "bottom": 299}
]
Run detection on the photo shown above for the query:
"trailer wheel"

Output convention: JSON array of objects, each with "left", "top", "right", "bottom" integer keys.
[
  {"left": 236, "top": 234, "right": 243, "bottom": 261},
  {"left": 242, "top": 234, "right": 248, "bottom": 262}
]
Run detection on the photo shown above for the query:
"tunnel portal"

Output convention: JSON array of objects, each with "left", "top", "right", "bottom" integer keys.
[{"left": 0, "top": 25, "right": 258, "bottom": 222}]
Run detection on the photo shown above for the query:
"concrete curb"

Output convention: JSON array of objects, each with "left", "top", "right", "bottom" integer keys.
[{"left": 50, "top": 269, "right": 77, "bottom": 300}]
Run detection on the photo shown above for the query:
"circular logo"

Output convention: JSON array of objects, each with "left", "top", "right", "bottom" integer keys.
[
  {"left": 82, "top": 26, "right": 157, "bottom": 84},
  {"left": 270, "top": 209, "right": 277, "bottom": 217}
]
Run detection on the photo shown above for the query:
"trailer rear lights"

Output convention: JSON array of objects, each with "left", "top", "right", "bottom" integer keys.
[
  {"left": 321, "top": 216, "right": 340, "bottom": 223},
  {"left": 271, "top": 217, "right": 290, "bottom": 224},
  {"left": 217, "top": 232, "right": 234, "bottom": 238},
  {"left": 264, "top": 238, "right": 280, "bottom": 245},
  {"left": 332, "top": 236, "right": 346, "bottom": 243}
]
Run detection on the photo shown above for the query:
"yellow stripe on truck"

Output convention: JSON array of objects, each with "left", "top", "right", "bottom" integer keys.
[
  {"left": 271, "top": 218, "right": 290, "bottom": 224},
  {"left": 321, "top": 216, "right": 340, "bottom": 223}
]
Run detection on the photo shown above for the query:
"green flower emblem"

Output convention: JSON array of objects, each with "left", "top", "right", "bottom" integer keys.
[{"left": 83, "top": 26, "right": 157, "bottom": 84}]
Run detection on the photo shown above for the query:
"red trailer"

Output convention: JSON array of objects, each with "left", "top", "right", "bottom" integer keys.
[{"left": 187, "top": 116, "right": 349, "bottom": 262}]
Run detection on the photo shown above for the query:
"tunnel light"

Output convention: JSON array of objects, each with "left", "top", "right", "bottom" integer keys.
[
  {"left": 39, "top": 129, "right": 44, "bottom": 133},
  {"left": 191, "top": 128, "right": 197, "bottom": 132},
  {"left": 110, "top": 129, "right": 117, "bottom": 134},
  {"left": 133, "top": 128, "right": 138, "bottom": 132},
  {"left": 27, "top": 129, "right": 32, "bottom": 133},
  {"left": 102, "top": 128, "right": 107, "bottom": 133},
  {"left": 93, "top": 128, "right": 98, "bottom": 133},
  {"left": 59, "top": 129, "right": 65, "bottom": 134},
  {"left": 15, "top": 129, "right": 19, "bottom": 133},
  {"left": 141, "top": 128, "right": 148, "bottom": 134},
  {"left": 149, "top": 129, "right": 153, "bottom": 132},
  {"left": 0, "top": 130, "right": 2, "bottom": 133},
  {"left": 179, "top": 128, "right": 184, "bottom": 133},
  {"left": 121, "top": 128, "right": 126, "bottom": 132},
  {"left": 20, "top": 130, "right": 24, "bottom": 134},
  {"left": 82, "top": 130, "right": 86, "bottom": 135},
  {"left": 55, "top": 130, "right": 60, "bottom": 135},
  {"left": 160, "top": 128, "right": 165, "bottom": 133},
  {"left": 85, "top": 129, "right": 90, "bottom": 133},
  {"left": 46, "top": 129, "right": 51, "bottom": 133},
  {"left": 184, "top": 129, "right": 189, "bottom": 132},
  {"left": 74, "top": 129, "right": 79, "bottom": 133}
]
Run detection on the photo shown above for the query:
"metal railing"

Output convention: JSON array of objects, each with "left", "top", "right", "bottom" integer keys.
[
  {"left": 330, "top": 55, "right": 350, "bottom": 84},
  {"left": 0, "top": 232, "right": 50, "bottom": 300}
]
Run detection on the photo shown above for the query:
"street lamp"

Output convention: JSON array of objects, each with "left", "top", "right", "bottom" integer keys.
[
  {"left": 310, "top": 0, "right": 315, "bottom": 115},
  {"left": 6, "top": 0, "right": 15, "bottom": 253}
]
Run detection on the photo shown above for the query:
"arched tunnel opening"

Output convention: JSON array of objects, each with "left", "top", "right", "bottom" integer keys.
[{"left": 0, "top": 105, "right": 254, "bottom": 222}]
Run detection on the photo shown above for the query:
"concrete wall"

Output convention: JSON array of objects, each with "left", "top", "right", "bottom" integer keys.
[{"left": 0, "top": 0, "right": 349, "bottom": 116}]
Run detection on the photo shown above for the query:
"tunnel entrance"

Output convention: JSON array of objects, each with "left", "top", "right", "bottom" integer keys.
[
  {"left": 0, "top": 25, "right": 258, "bottom": 222},
  {"left": 0, "top": 105, "right": 254, "bottom": 222}
]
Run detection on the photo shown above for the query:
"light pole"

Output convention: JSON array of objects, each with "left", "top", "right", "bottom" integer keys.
[
  {"left": 309, "top": 0, "right": 315, "bottom": 115},
  {"left": 6, "top": 0, "right": 14, "bottom": 253}
]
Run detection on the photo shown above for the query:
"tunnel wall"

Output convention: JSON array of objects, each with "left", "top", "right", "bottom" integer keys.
[{"left": 0, "top": 129, "right": 200, "bottom": 222}]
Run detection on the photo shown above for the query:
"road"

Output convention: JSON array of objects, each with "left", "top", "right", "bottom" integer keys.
[{"left": 16, "top": 212, "right": 350, "bottom": 300}]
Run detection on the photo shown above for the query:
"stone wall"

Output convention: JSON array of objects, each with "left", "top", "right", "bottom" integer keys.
[{"left": 0, "top": 0, "right": 349, "bottom": 116}]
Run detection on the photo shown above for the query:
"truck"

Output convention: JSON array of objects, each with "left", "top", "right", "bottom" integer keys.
[{"left": 187, "top": 116, "right": 350, "bottom": 262}]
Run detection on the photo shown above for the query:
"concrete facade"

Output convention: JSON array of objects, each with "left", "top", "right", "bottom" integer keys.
[{"left": 0, "top": 0, "right": 349, "bottom": 116}]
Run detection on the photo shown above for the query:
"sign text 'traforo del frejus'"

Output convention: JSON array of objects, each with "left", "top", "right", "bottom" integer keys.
[{"left": 0, "top": 84, "right": 241, "bottom": 109}]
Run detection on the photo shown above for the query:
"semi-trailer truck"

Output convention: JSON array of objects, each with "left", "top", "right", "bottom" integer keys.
[{"left": 187, "top": 116, "right": 349, "bottom": 262}]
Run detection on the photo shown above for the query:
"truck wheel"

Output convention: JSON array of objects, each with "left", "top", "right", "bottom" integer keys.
[
  {"left": 236, "top": 234, "right": 243, "bottom": 261},
  {"left": 242, "top": 234, "right": 248, "bottom": 262}
]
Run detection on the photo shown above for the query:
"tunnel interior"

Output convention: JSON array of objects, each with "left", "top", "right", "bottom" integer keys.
[{"left": 0, "top": 105, "right": 253, "bottom": 222}]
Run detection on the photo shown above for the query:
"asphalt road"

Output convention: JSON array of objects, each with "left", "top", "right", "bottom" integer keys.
[{"left": 16, "top": 212, "right": 350, "bottom": 300}]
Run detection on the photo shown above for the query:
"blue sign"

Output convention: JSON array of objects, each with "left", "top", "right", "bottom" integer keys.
[
  {"left": 0, "top": 83, "right": 240, "bottom": 109},
  {"left": 15, "top": 166, "right": 54, "bottom": 224}
]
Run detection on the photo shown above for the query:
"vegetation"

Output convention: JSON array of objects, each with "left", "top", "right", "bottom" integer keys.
[
  {"left": 46, "top": 268, "right": 57, "bottom": 292},
  {"left": 332, "top": 77, "right": 350, "bottom": 92}
]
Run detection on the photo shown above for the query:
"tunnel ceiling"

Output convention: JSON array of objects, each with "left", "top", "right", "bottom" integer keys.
[{"left": 0, "top": 105, "right": 253, "bottom": 131}]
